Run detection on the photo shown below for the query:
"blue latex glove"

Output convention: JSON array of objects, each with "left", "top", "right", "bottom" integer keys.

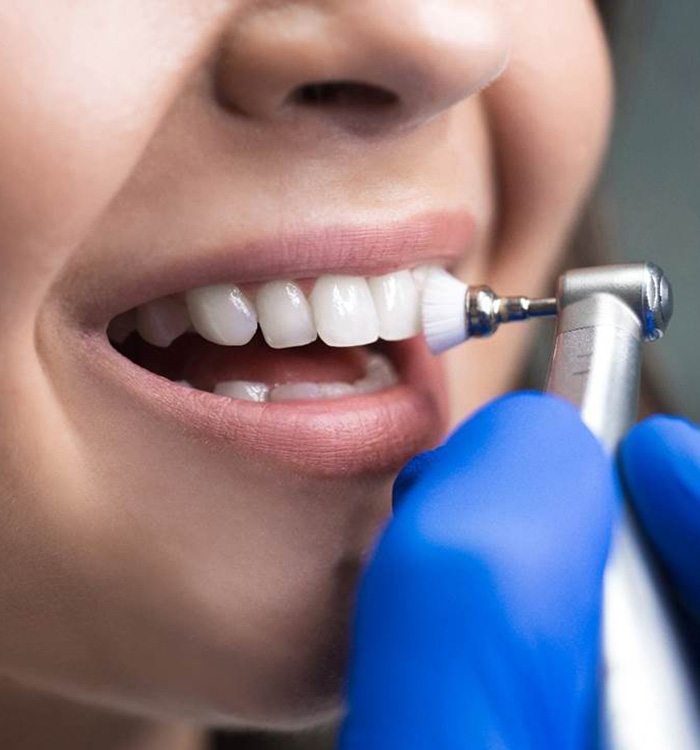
[
  {"left": 621, "top": 415, "right": 700, "bottom": 624},
  {"left": 338, "top": 392, "right": 618, "bottom": 750}
]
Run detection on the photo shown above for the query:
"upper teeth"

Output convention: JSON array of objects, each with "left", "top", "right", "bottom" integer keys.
[{"left": 111, "top": 266, "right": 435, "bottom": 349}]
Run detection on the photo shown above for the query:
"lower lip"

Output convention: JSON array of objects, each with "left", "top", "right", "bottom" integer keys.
[{"left": 78, "top": 332, "right": 449, "bottom": 476}]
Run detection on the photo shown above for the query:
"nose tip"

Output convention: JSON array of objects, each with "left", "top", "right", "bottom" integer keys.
[{"left": 214, "top": 2, "right": 510, "bottom": 132}]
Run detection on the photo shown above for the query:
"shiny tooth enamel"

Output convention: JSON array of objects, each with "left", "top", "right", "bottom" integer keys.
[
  {"left": 185, "top": 284, "right": 258, "bottom": 346},
  {"left": 118, "top": 265, "right": 439, "bottom": 352},
  {"left": 256, "top": 280, "right": 317, "bottom": 349},
  {"left": 309, "top": 275, "right": 379, "bottom": 347},
  {"left": 368, "top": 269, "right": 420, "bottom": 341},
  {"left": 137, "top": 297, "right": 191, "bottom": 347},
  {"left": 214, "top": 381, "right": 270, "bottom": 402}
]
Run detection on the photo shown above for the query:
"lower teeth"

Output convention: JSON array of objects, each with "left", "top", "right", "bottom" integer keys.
[{"left": 211, "top": 352, "right": 398, "bottom": 403}]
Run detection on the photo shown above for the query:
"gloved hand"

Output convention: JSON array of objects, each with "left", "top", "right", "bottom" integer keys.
[
  {"left": 339, "top": 392, "right": 618, "bottom": 750},
  {"left": 621, "top": 415, "right": 700, "bottom": 624}
]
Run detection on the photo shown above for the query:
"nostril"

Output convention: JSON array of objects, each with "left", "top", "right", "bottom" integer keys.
[{"left": 289, "top": 80, "right": 399, "bottom": 111}]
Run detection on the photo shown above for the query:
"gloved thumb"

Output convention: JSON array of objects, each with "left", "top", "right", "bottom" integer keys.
[{"left": 621, "top": 415, "right": 700, "bottom": 622}]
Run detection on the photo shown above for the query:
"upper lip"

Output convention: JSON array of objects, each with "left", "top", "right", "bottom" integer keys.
[{"left": 73, "top": 210, "right": 475, "bottom": 329}]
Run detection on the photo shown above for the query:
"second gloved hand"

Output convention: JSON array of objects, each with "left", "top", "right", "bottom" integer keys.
[
  {"left": 339, "top": 392, "right": 618, "bottom": 750},
  {"left": 621, "top": 415, "right": 700, "bottom": 624}
]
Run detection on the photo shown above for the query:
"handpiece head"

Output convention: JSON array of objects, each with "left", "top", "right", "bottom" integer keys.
[{"left": 556, "top": 262, "right": 673, "bottom": 341}]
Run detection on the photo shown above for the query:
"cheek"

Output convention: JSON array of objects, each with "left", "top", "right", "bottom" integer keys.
[
  {"left": 0, "top": 2, "right": 231, "bottom": 315},
  {"left": 484, "top": 0, "right": 613, "bottom": 288},
  {"left": 443, "top": 2, "right": 612, "bottom": 423}
]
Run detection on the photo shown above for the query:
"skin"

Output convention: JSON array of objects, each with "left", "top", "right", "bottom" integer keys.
[{"left": 0, "top": 1, "right": 612, "bottom": 748}]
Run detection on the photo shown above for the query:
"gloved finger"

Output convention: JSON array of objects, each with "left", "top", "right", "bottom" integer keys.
[
  {"left": 339, "top": 392, "right": 616, "bottom": 750},
  {"left": 620, "top": 415, "right": 700, "bottom": 621}
]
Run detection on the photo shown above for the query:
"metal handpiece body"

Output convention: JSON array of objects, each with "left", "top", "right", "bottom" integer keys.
[{"left": 545, "top": 264, "right": 700, "bottom": 749}]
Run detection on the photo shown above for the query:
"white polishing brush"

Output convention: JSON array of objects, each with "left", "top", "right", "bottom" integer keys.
[{"left": 421, "top": 268, "right": 558, "bottom": 355}]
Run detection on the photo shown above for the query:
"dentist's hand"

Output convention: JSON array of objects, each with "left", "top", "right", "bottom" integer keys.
[
  {"left": 339, "top": 392, "right": 618, "bottom": 750},
  {"left": 621, "top": 415, "right": 700, "bottom": 625}
]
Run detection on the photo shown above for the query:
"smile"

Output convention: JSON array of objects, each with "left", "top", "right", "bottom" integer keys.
[
  {"left": 108, "top": 265, "right": 437, "bottom": 403},
  {"left": 71, "top": 212, "right": 474, "bottom": 474}
]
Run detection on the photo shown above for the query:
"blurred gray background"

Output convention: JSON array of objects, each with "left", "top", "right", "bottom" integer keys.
[{"left": 601, "top": 2, "right": 700, "bottom": 417}]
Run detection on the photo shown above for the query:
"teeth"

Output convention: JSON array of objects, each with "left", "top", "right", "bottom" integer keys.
[
  {"left": 212, "top": 352, "right": 398, "bottom": 403},
  {"left": 137, "top": 297, "right": 190, "bottom": 347},
  {"left": 125, "top": 265, "right": 440, "bottom": 351},
  {"left": 269, "top": 383, "right": 324, "bottom": 401},
  {"left": 354, "top": 353, "right": 400, "bottom": 393},
  {"left": 214, "top": 381, "right": 270, "bottom": 402},
  {"left": 368, "top": 269, "right": 420, "bottom": 341},
  {"left": 315, "top": 382, "right": 357, "bottom": 399},
  {"left": 270, "top": 382, "right": 358, "bottom": 402},
  {"left": 310, "top": 275, "right": 379, "bottom": 347},
  {"left": 185, "top": 284, "right": 257, "bottom": 346},
  {"left": 256, "top": 280, "right": 317, "bottom": 349}
]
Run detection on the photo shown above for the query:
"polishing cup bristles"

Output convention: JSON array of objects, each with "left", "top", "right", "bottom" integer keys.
[{"left": 421, "top": 268, "right": 468, "bottom": 354}]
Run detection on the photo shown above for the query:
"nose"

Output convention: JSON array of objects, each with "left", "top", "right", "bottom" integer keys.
[{"left": 213, "top": 0, "right": 510, "bottom": 132}]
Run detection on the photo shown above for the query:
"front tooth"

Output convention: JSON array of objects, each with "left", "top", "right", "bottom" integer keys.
[
  {"left": 185, "top": 284, "right": 257, "bottom": 346},
  {"left": 214, "top": 381, "right": 270, "bottom": 402},
  {"left": 136, "top": 297, "right": 190, "bottom": 347},
  {"left": 256, "top": 281, "right": 317, "bottom": 349},
  {"left": 368, "top": 270, "right": 420, "bottom": 341},
  {"left": 310, "top": 275, "right": 379, "bottom": 347}
]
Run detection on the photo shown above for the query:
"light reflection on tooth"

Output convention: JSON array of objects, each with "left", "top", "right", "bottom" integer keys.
[
  {"left": 137, "top": 297, "right": 191, "bottom": 347},
  {"left": 368, "top": 269, "right": 420, "bottom": 341},
  {"left": 256, "top": 280, "right": 317, "bottom": 349},
  {"left": 214, "top": 381, "right": 270, "bottom": 402},
  {"left": 186, "top": 284, "right": 258, "bottom": 346},
  {"left": 310, "top": 275, "right": 379, "bottom": 347}
]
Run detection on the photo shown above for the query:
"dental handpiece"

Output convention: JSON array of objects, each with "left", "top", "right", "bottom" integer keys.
[{"left": 422, "top": 263, "right": 700, "bottom": 748}]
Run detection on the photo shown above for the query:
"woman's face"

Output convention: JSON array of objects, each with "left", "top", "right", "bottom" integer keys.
[{"left": 0, "top": 0, "right": 611, "bottom": 729}]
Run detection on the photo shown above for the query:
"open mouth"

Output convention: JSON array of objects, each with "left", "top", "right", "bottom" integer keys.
[
  {"left": 69, "top": 213, "right": 472, "bottom": 474},
  {"left": 107, "top": 266, "right": 434, "bottom": 403}
]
